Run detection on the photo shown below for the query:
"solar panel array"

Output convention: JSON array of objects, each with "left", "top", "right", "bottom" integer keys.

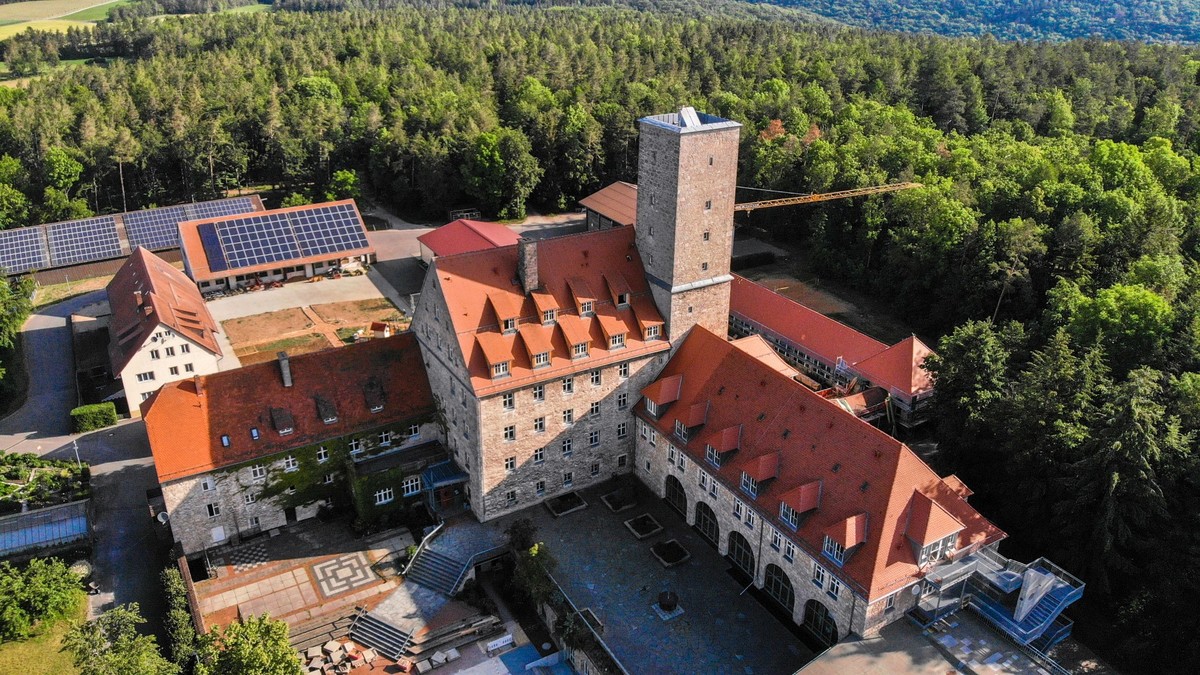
[
  {"left": 0, "top": 197, "right": 262, "bottom": 276},
  {"left": 199, "top": 202, "right": 369, "bottom": 273}
]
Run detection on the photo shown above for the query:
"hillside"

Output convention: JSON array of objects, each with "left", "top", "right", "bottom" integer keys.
[{"left": 751, "top": 0, "right": 1200, "bottom": 42}]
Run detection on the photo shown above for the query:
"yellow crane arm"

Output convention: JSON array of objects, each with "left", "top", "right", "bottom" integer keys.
[{"left": 733, "top": 182, "right": 922, "bottom": 212}]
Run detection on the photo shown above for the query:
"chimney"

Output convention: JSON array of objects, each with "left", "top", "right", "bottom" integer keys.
[
  {"left": 278, "top": 352, "right": 292, "bottom": 387},
  {"left": 134, "top": 291, "right": 144, "bottom": 307},
  {"left": 518, "top": 238, "right": 539, "bottom": 293},
  {"left": 193, "top": 374, "right": 203, "bottom": 396}
]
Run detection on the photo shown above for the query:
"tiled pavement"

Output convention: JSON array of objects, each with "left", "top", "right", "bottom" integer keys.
[
  {"left": 931, "top": 612, "right": 1048, "bottom": 674},
  {"left": 225, "top": 542, "right": 269, "bottom": 573},
  {"left": 313, "top": 551, "right": 377, "bottom": 598}
]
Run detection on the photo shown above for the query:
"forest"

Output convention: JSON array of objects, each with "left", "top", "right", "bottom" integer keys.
[{"left": 1, "top": 4, "right": 1200, "bottom": 670}]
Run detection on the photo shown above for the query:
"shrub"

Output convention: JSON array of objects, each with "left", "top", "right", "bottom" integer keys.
[
  {"left": 0, "top": 558, "right": 82, "bottom": 641},
  {"left": 161, "top": 567, "right": 197, "bottom": 669},
  {"left": 70, "top": 403, "right": 117, "bottom": 433}
]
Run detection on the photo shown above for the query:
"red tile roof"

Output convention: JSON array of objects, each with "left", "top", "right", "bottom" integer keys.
[
  {"left": 578, "top": 181, "right": 637, "bottom": 227},
  {"left": 854, "top": 336, "right": 935, "bottom": 399},
  {"left": 417, "top": 219, "right": 521, "bottom": 258},
  {"left": 781, "top": 480, "right": 822, "bottom": 514},
  {"left": 431, "top": 227, "right": 670, "bottom": 397},
  {"left": 141, "top": 334, "right": 434, "bottom": 483},
  {"left": 642, "top": 374, "right": 682, "bottom": 406},
  {"left": 107, "top": 248, "right": 222, "bottom": 375},
  {"left": 637, "top": 327, "right": 1003, "bottom": 601},
  {"left": 683, "top": 401, "right": 709, "bottom": 428},
  {"left": 906, "top": 491, "right": 966, "bottom": 547},
  {"left": 731, "top": 335, "right": 800, "bottom": 379},
  {"left": 826, "top": 513, "right": 870, "bottom": 549},
  {"left": 741, "top": 451, "right": 781, "bottom": 482}
]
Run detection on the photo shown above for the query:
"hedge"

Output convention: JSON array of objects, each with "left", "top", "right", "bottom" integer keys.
[{"left": 70, "top": 403, "right": 117, "bottom": 433}]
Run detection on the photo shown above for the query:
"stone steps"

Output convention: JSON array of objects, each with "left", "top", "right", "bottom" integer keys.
[
  {"left": 349, "top": 609, "right": 413, "bottom": 661},
  {"left": 406, "top": 549, "right": 466, "bottom": 596}
]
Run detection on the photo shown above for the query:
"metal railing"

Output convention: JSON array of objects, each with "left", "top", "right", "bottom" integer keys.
[
  {"left": 401, "top": 519, "right": 445, "bottom": 577},
  {"left": 546, "top": 571, "right": 632, "bottom": 675},
  {"left": 449, "top": 544, "right": 509, "bottom": 596}
]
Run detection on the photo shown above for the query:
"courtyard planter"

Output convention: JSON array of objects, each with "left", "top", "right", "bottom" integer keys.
[
  {"left": 650, "top": 539, "right": 690, "bottom": 568},
  {"left": 545, "top": 491, "right": 587, "bottom": 517},
  {"left": 623, "top": 514, "right": 663, "bottom": 540}
]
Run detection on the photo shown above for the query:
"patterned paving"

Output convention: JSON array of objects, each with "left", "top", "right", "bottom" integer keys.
[
  {"left": 312, "top": 551, "right": 376, "bottom": 598},
  {"left": 229, "top": 543, "right": 270, "bottom": 573}
]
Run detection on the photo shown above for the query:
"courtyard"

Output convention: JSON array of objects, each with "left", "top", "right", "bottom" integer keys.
[{"left": 493, "top": 478, "right": 816, "bottom": 675}]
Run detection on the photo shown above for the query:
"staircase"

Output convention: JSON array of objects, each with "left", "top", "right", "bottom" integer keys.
[
  {"left": 348, "top": 608, "right": 413, "bottom": 661},
  {"left": 405, "top": 549, "right": 467, "bottom": 596}
]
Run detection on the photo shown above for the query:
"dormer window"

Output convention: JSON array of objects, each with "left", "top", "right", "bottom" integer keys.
[
  {"left": 780, "top": 503, "right": 800, "bottom": 529},
  {"left": 674, "top": 420, "right": 688, "bottom": 442},
  {"left": 543, "top": 309, "right": 556, "bottom": 324},
  {"left": 706, "top": 444, "right": 721, "bottom": 467},
  {"left": 503, "top": 318, "right": 516, "bottom": 333},
  {"left": 369, "top": 403, "right": 384, "bottom": 414},
  {"left": 740, "top": 472, "right": 759, "bottom": 498},
  {"left": 617, "top": 292, "right": 630, "bottom": 306},
  {"left": 610, "top": 333, "right": 626, "bottom": 349},
  {"left": 573, "top": 342, "right": 588, "bottom": 358},
  {"left": 493, "top": 361, "right": 510, "bottom": 378},
  {"left": 316, "top": 396, "right": 338, "bottom": 424},
  {"left": 250, "top": 427, "right": 260, "bottom": 440},
  {"left": 645, "top": 325, "right": 661, "bottom": 340},
  {"left": 580, "top": 300, "right": 594, "bottom": 316},
  {"left": 918, "top": 533, "right": 957, "bottom": 566},
  {"left": 646, "top": 399, "right": 659, "bottom": 417},
  {"left": 533, "top": 351, "right": 550, "bottom": 368},
  {"left": 823, "top": 536, "right": 846, "bottom": 566}
]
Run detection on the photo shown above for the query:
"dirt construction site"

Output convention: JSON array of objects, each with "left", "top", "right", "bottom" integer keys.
[{"left": 221, "top": 298, "right": 407, "bottom": 365}]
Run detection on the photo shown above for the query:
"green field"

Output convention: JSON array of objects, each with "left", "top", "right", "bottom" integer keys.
[
  {"left": 0, "top": 591, "right": 86, "bottom": 675},
  {"left": 226, "top": 2, "right": 273, "bottom": 13},
  {"left": 0, "top": 0, "right": 131, "bottom": 39},
  {"left": 61, "top": 0, "right": 131, "bottom": 21}
]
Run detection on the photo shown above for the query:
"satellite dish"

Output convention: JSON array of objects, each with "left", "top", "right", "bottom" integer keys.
[
  {"left": 911, "top": 585, "right": 922, "bottom": 596},
  {"left": 156, "top": 511, "right": 170, "bottom": 525}
]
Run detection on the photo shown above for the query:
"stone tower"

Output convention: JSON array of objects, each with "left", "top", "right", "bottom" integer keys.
[{"left": 634, "top": 107, "right": 741, "bottom": 344}]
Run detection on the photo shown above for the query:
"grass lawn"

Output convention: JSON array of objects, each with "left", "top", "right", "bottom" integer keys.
[
  {"left": 32, "top": 274, "right": 114, "bottom": 310},
  {"left": 0, "top": 591, "right": 86, "bottom": 675},
  {"left": 61, "top": 0, "right": 131, "bottom": 22},
  {"left": 224, "top": 2, "right": 272, "bottom": 13},
  {"left": 0, "top": 18, "right": 89, "bottom": 39},
  {"left": 0, "top": 0, "right": 133, "bottom": 40}
]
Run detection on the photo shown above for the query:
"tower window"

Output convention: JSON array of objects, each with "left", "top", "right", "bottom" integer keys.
[
  {"left": 704, "top": 200, "right": 712, "bottom": 211},
  {"left": 702, "top": 262, "right": 708, "bottom": 271},
  {"left": 709, "top": 156, "right": 714, "bottom": 165},
  {"left": 703, "top": 231, "right": 710, "bottom": 241}
]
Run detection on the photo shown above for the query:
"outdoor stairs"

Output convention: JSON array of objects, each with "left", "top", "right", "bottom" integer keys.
[
  {"left": 348, "top": 608, "right": 413, "bottom": 661},
  {"left": 288, "top": 613, "right": 356, "bottom": 652},
  {"left": 406, "top": 548, "right": 467, "bottom": 596}
]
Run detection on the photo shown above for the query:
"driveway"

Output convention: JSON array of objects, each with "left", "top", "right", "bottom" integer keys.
[{"left": 205, "top": 275, "right": 390, "bottom": 321}]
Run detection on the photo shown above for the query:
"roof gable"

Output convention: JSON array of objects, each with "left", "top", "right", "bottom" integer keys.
[
  {"left": 853, "top": 336, "right": 935, "bottom": 398},
  {"left": 578, "top": 181, "right": 637, "bottom": 227}
]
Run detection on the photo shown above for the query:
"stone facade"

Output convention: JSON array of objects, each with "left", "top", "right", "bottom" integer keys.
[
  {"left": 632, "top": 415, "right": 917, "bottom": 642},
  {"left": 634, "top": 111, "right": 740, "bottom": 343}
]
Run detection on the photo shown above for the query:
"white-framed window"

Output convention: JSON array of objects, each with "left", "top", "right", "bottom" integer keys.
[
  {"left": 812, "top": 563, "right": 826, "bottom": 588},
  {"left": 243, "top": 492, "right": 256, "bottom": 504},
  {"left": 408, "top": 424, "right": 420, "bottom": 438},
  {"left": 534, "top": 447, "right": 545, "bottom": 464},
  {"left": 250, "top": 464, "right": 266, "bottom": 480},
  {"left": 639, "top": 419, "right": 649, "bottom": 440},
  {"left": 140, "top": 392, "right": 153, "bottom": 401},
  {"left": 709, "top": 478, "right": 719, "bottom": 498},
  {"left": 562, "top": 377, "right": 574, "bottom": 394},
  {"left": 590, "top": 462, "right": 600, "bottom": 477},
  {"left": 283, "top": 455, "right": 298, "bottom": 472},
  {"left": 919, "top": 533, "right": 958, "bottom": 565},
  {"left": 200, "top": 477, "right": 215, "bottom": 492},
  {"left": 504, "top": 425, "right": 516, "bottom": 441},
  {"left": 885, "top": 595, "right": 896, "bottom": 613},
  {"left": 617, "top": 422, "right": 628, "bottom": 439},
  {"left": 780, "top": 503, "right": 800, "bottom": 529},
  {"left": 645, "top": 400, "right": 659, "bottom": 416},
  {"left": 533, "top": 384, "right": 545, "bottom": 401},
  {"left": 563, "top": 471, "right": 574, "bottom": 487},
  {"left": 733, "top": 501, "right": 743, "bottom": 520},
  {"left": 184, "top": 363, "right": 194, "bottom": 373},
  {"left": 699, "top": 472, "right": 709, "bottom": 490},
  {"left": 610, "top": 333, "right": 626, "bottom": 349},
  {"left": 206, "top": 503, "right": 220, "bottom": 518},
  {"left": 591, "top": 370, "right": 601, "bottom": 386},
  {"left": 829, "top": 577, "right": 842, "bottom": 601},
  {"left": 562, "top": 409, "right": 574, "bottom": 425},
  {"left": 823, "top": 536, "right": 846, "bottom": 566},
  {"left": 617, "top": 454, "right": 628, "bottom": 468},
  {"left": 534, "top": 416, "right": 546, "bottom": 433},
  {"left": 324, "top": 473, "right": 335, "bottom": 484},
  {"left": 745, "top": 509, "right": 756, "bottom": 528},
  {"left": 740, "top": 472, "right": 759, "bottom": 497},
  {"left": 590, "top": 401, "right": 601, "bottom": 417},
  {"left": 503, "top": 318, "right": 516, "bottom": 333},
  {"left": 317, "top": 446, "right": 329, "bottom": 463},
  {"left": 493, "top": 361, "right": 510, "bottom": 378},
  {"left": 375, "top": 488, "right": 394, "bottom": 505},
  {"left": 619, "top": 363, "right": 629, "bottom": 378},
  {"left": 562, "top": 438, "right": 573, "bottom": 457},
  {"left": 646, "top": 324, "right": 661, "bottom": 340},
  {"left": 573, "top": 342, "right": 588, "bottom": 358},
  {"left": 505, "top": 456, "right": 516, "bottom": 472},
  {"left": 136, "top": 371, "right": 155, "bottom": 382},
  {"left": 542, "top": 309, "right": 556, "bottom": 324},
  {"left": 617, "top": 292, "right": 630, "bottom": 306},
  {"left": 402, "top": 475, "right": 422, "bottom": 496},
  {"left": 770, "top": 529, "right": 782, "bottom": 551},
  {"left": 580, "top": 300, "right": 593, "bottom": 315},
  {"left": 220, "top": 434, "right": 230, "bottom": 447},
  {"left": 250, "top": 427, "right": 260, "bottom": 440},
  {"left": 502, "top": 393, "right": 515, "bottom": 410},
  {"left": 589, "top": 430, "right": 600, "bottom": 447},
  {"left": 617, "top": 392, "right": 628, "bottom": 410},
  {"left": 533, "top": 352, "right": 550, "bottom": 367},
  {"left": 674, "top": 419, "right": 688, "bottom": 441},
  {"left": 706, "top": 445, "right": 721, "bottom": 467},
  {"left": 181, "top": 343, "right": 191, "bottom": 354},
  {"left": 150, "top": 349, "right": 160, "bottom": 360},
  {"left": 536, "top": 480, "right": 546, "bottom": 496},
  {"left": 784, "top": 541, "right": 796, "bottom": 563},
  {"left": 668, "top": 446, "right": 677, "bottom": 464},
  {"left": 165, "top": 346, "right": 176, "bottom": 357},
  {"left": 506, "top": 490, "right": 517, "bottom": 505},
  {"left": 649, "top": 430, "right": 657, "bottom": 447},
  {"left": 349, "top": 438, "right": 364, "bottom": 453},
  {"left": 169, "top": 366, "right": 179, "bottom": 376}
]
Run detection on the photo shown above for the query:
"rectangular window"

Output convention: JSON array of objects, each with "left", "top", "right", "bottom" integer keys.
[
  {"left": 674, "top": 420, "right": 688, "bottom": 441},
  {"left": 617, "top": 393, "right": 628, "bottom": 410},
  {"left": 534, "top": 416, "right": 546, "bottom": 433},
  {"left": 533, "top": 384, "right": 545, "bottom": 401},
  {"left": 649, "top": 430, "right": 657, "bottom": 447},
  {"left": 503, "top": 318, "right": 516, "bottom": 333},
  {"left": 250, "top": 464, "right": 266, "bottom": 480},
  {"left": 150, "top": 349, "right": 160, "bottom": 360},
  {"left": 248, "top": 515, "right": 260, "bottom": 529},
  {"left": 703, "top": 230, "right": 710, "bottom": 241},
  {"left": 402, "top": 475, "right": 421, "bottom": 496},
  {"left": 784, "top": 541, "right": 796, "bottom": 563},
  {"left": 493, "top": 362, "right": 510, "bottom": 378},
  {"left": 317, "top": 447, "right": 329, "bottom": 463},
  {"left": 184, "top": 363, "right": 194, "bottom": 373},
  {"left": 502, "top": 393, "right": 515, "bottom": 410},
  {"left": 885, "top": 595, "right": 896, "bottom": 613},
  {"left": 617, "top": 292, "right": 630, "bottom": 306},
  {"left": 165, "top": 346, "right": 176, "bottom": 357},
  {"left": 704, "top": 199, "right": 712, "bottom": 210},
  {"left": 706, "top": 445, "right": 721, "bottom": 467},
  {"left": 206, "top": 503, "right": 220, "bottom": 518},
  {"left": 639, "top": 420, "right": 649, "bottom": 440},
  {"left": 562, "top": 438, "right": 573, "bottom": 457},
  {"left": 617, "top": 422, "right": 628, "bottom": 439},
  {"left": 375, "top": 488, "right": 394, "bottom": 505},
  {"left": 740, "top": 472, "right": 759, "bottom": 498},
  {"left": 201, "top": 477, "right": 215, "bottom": 492},
  {"left": 506, "top": 490, "right": 517, "bottom": 505},
  {"left": 589, "top": 430, "right": 600, "bottom": 447},
  {"left": 590, "top": 462, "right": 600, "bottom": 477},
  {"left": 573, "top": 342, "right": 588, "bottom": 358},
  {"left": 580, "top": 301, "right": 593, "bottom": 315},
  {"left": 701, "top": 262, "right": 709, "bottom": 272},
  {"left": 812, "top": 563, "right": 826, "bottom": 588},
  {"left": 562, "top": 377, "right": 574, "bottom": 394},
  {"left": 220, "top": 435, "right": 230, "bottom": 447},
  {"left": 408, "top": 424, "right": 420, "bottom": 438},
  {"left": 380, "top": 430, "right": 395, "bottom": 446},
  {"left": 542, "top": 309, "right": 556, "bottom": 324},
  {"left": 699, "top": 472, "right": 709, "bottom": 490},
  {"left": 534, "top": 352, "right": 550, "bottom": 367},
  {"left": 646, "top": 325, "right": 661, "bottom": 339},
  {"left": 504, "top": 425, "right": 516, "bottom": 442},
  {"left": 140, "top": 392, "right": 152, "bottom": 402},
  {"left": 563, "top": 471, "right": 574, "bottom": 488},
  {"left": 324, "top": 473, "right": 335, "bottom": 484},
  {"left": 181, "top": 343, "right": 191, "bottom": 354},
  {"left": 505, "top": 456, "right": 516, "bottom": 472},
  {"left": 823, "top": 536, "right": 846, "bottom": 566},
  {"left": 243, "top": 492, "right": 256, "bottom": 505},
  {"left": 780, "top": 503, "right": 800, "bottom": 529},
  {"left": 667, "top": 446, "right": 677, "bottom": 464},
  {"left": 733, "top": 500, "right": 743, "bottom": 520},
  {"left": 610, "top": 334, "right": 626, "bottom": 349},
  {"left": 617, "top": 454, "right": 628, "bottom": 468},
  {"left": 562, "top": 409, "right": 574, "bottom": 425},
  {"left": 283, "top": 455, "right": 298, "bottom": 472},
  {"left": 591, "top": 370, "right": 602, "bottom": 386},
  {"left": 745, "top": 510, "right": 756, "bottom": 529},
  {"left": 534, "top": 447, "right": 545, "bottom": 464},
  {"left": 918, "top": 533, "right": 958, "bottom": 565},
  {"left": 169, "top": 366, "right": 179, "bottom": 376},
  {"left": 349, "top": 438, "right": 364, "bottom": 453},
  {"left": 770, "top": 529, "right": 782, "bottom": 551},
  {"left": 619, "top": 363, "right": 629, "bottom": 378},
  {"left": 590, "top": 401, "right": 601, "bottom": 417},
  {"left": 136, "top": 372, "right": 155, "bottom": 382},
  {"left": 829, "top": 577, "right": 842, "bottom": 601},
  {"left": 536, "top": 481, "right": 546, "bottom": 496}
]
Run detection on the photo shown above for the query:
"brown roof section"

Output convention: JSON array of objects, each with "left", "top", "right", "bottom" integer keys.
[
  {"left": 826, "top": 513, "right": 870, "bottom": 549},
  {"left": 905, "top": 491, "right": 966, "bottom": 546},
  {"left": 579, "top": 181, "right": 637, "bottom": 227},
  {"left": 854, "top": 336, "right": 935, "bottom": 399},
  {"left": 741, "top": 451, "right": 781, "bottom": 482},
  {"left": 642, "top": 374, "right": 682, "bottom": 406},
  {"left": 107, "top": 248, "right": 222, "bottom": 375},
  {"left": 141, "top": 333, "right": 434, "bottom": 483},
  {"left": 781, "top": 480, "right": 822, "bottom": 514},
  {"left": 637, "top": 327, "right": 1003, "bottom": 601},
  {"left": 430, "top": 227, "right": 669, "bottom": 397},
  {"left": 418, "top": 219, "right": 520, "bottom": 257}
]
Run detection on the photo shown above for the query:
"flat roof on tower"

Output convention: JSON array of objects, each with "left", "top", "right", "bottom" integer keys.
[{"left": 639, "top": 106, "right": 742, "bottom": 133}]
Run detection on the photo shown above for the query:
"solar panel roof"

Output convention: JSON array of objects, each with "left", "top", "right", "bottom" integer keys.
[
  {"left": 0, "top": 227, "right": 50, "bottom": 275},
  {"left": 196, "top": 202, "right": 370, "bottom": 273},
  {"left": 46, "top": 216, "right": 121, "bottom": 267},
  {"left": 290, "top": 202, "right": 370, "bottom": 256},
  {"left": 125, "top": 197, "right": 259, "bottom": 252}
]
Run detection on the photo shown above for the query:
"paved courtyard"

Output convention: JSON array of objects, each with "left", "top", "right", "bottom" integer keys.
[{"left": 493, "top": 479, "right": 816, "bottom": 675}]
